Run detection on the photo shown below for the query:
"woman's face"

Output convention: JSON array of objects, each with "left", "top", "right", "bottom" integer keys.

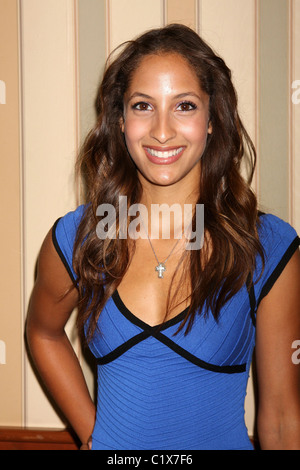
[{"left": 122, "top": 53, "right": 212, "bottom": 191}]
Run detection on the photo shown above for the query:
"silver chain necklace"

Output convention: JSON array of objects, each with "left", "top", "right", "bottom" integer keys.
[
  {"left": 140, "top": 218, "right": 183, "bottom": 279},
  {"left": 148, "top": 235, "right": 182, "bottom": 279}
]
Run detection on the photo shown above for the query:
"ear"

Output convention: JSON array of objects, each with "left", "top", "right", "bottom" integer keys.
[
  {"left": 208, "top": 120, "right": 212, "bottom": 134},
  {"left": 120, "top": 116, "right": 125, "bottom": 133}
]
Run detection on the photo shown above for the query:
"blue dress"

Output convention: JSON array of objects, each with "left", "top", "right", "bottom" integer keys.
[{"left": 52, "top": 206, "right": 299, "bottom": 450}]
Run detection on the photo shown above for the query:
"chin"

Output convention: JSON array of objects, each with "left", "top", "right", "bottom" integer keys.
[{"left": 148, "top": 174, "right": 180, "bottom": 187}]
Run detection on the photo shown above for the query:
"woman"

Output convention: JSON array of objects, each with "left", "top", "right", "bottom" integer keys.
[{"left": 26, "top": 24, "right": 300, "bottom": 450}]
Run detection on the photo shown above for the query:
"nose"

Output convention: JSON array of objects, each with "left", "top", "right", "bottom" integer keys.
[{"left": 150, "top": 110, "right": 176, "bottom": 144}]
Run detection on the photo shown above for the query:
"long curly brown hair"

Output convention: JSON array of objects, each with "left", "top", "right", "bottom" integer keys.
[{"left": 73, "top": 24, "right": 264, "bottom": 342}]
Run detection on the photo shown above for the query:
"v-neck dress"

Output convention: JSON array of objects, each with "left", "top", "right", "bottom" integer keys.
[{"left": 52, "top": 205, "right": 299, "bottom": 450}]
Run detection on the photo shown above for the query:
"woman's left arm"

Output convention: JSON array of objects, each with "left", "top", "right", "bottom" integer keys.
[{"left": 255, "top": 248, "right": 300, "bottom": 450}]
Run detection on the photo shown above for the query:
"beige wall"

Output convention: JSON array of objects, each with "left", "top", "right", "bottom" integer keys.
[
  {"left": 77, "top": 0, "right": 106, "bottom": 142},
  {"left": 259, "top": 0, "right": 290, "bottom": 220},
  {"left": 0, "top": 0, "right": 299, "bottom": 439},
  {"left": 200, "top": 0, "right": 258, "bottom": 188},
  {"left": 0, "top": 0, "right": 22, "bottom": 426},
  {"left": 21, "top": 0, "right": 79, "bottom": 427},
  {"left": 166, "top": 0, "right": 197, "bottom": 30},
  {"left": 292, "top": 0, "right": 300, "bottom": 234}
]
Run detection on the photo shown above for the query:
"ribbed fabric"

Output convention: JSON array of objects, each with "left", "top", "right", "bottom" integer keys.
[{"left": 53, "top": 207, "right": 299, "bottom": 450}]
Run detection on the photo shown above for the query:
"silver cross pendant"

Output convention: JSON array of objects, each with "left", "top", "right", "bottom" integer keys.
[{"left": 155, "top": 262, "right": 166, "bottom": 279}]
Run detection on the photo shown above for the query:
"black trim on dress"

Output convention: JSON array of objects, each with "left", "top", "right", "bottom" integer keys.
[
  {"left": 97, "top": 290, "right": 247, "bottom": 374},
  {"left": 152, "top": 332, "right": 246, "bottom": 373},
  {"left": 52, "top": 218, "right": 77, "bottom": 285},
  {"left": 112, "top": 290, "right": 189, "bottom": 331},
  {"left": 96, "top": 331, "right": 151, "bottom": 365},
  {"left": 257, "top": 235, "right": 300, "bottom": 306},
  {"left": 246, "top": 275, "right": 257, "bottom": 327}
]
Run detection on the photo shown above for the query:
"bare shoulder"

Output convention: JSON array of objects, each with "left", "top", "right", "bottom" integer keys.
[
  {"left": 27, "top": 227, "right": 79, "bottom": 332},
  {"left": 255, "top": 248, "right": 300, "bottom": 404},
  {"left": 256, "top": 248, "right": 300, "bottom": 331},
  {"left": 255, "top": 248, "right": 300, "bottom": 448},
  {"left": 37, "top": 227, "right": 76, "bottom": 294}
]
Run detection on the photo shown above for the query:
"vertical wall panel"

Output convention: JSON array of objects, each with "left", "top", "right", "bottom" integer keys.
[
  {"left": 292, "top": 0, "right": 300, "bottom": 233},
  {"left": 21, "top": 0, "right": 79, "bottom": 427},
  {"left": 199, "top": 0, "right": 258, "bottom": 190},
  {"left": 0, "top": 0, "right": 23, "bottom": 426},
  {"left": 259, "top": 0, "right": 289, "bottom": 220},
  {"left": 166, "top": 0, "right": 196, "bottom": 29},
  {"left": 78, "top": 0, "right": 106, "bottom": 143},
  {"left": 107, "top": 0, "right": 163, "bottom": 54}
]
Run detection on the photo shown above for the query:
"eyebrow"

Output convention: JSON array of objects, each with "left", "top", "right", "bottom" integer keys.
[{"left": 127, "top": 91, "right": 202, "bottom": 101}]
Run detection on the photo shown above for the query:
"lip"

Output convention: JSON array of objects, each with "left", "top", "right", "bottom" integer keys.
[{"left": 143, "top": 146, "right": 186, "bottom": 165}]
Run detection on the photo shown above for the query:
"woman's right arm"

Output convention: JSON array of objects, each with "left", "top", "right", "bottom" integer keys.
[{"left": 26, "top": 228, "right": 96, "bottom": 446}]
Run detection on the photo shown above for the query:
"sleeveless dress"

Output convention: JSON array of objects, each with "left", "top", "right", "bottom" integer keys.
[{"left": 52, "top": 205, "right": 299, "bottom": 450}]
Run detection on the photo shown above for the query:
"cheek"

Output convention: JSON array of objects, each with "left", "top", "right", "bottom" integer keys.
[
  {"left": 181, "top": 119, "right": 209, "bottom": 146},
  {"left": 124, "top": 118, "right": 148, "bottom": 147}
]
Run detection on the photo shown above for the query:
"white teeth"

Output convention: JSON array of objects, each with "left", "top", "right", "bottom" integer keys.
[{"left": 146, "top": 147, "right": 184, "bottom": 158}]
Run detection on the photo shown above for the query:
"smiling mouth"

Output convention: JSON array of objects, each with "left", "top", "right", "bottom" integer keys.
[{"left": 144, "top": 146, "right": 185, "bottom": 159}]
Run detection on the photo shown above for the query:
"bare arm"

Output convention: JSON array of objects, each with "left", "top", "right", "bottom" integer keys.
[
  {"left": 26, "top": 228, "right": 96, "bottom": 445},
  {"left": 255, "top": 249, "right": 300, "bottom": 449}
]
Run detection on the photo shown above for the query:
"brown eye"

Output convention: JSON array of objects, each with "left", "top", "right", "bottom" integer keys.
[
  {"left": 132, "top": 102, "right": 151, "bottom": 111},
  {"left": 177, "top": 101, "right": 197, "bottom": 112}
]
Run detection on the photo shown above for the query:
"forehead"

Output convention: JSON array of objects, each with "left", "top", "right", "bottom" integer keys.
[{"left": 126, "top": 53, "right": 202, "bottom": 94}]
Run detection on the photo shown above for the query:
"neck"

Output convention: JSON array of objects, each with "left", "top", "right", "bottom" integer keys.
[
  {"left": 138, "top": 180, "right": 199, "bottom": 240},
  {"left": 139, "top": 177, "right": 199, "bottom": 207}
]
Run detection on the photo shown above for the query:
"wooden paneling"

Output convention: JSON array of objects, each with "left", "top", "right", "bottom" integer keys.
[{"left": 0, "top": 427, "right": 79, "bottom": 450}]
